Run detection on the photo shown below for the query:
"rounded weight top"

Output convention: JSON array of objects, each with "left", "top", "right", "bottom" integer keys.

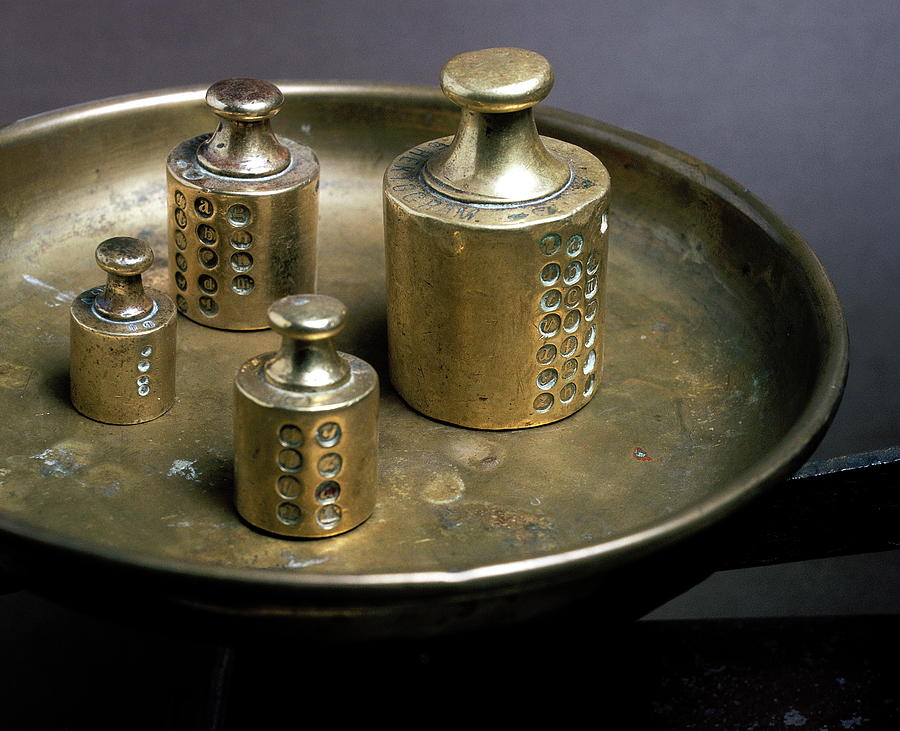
[
  {"left": 205, "top": 78, "right": 284, "bottom": 121},
  {"left": 268, "top": 294, "right": 347, "bottom": 342},
  {"left": 95, "top": 236, "right": 153, "bottom": 276},
  {"left": 440, "top": 47, "right": 555, "bottom": 113}
]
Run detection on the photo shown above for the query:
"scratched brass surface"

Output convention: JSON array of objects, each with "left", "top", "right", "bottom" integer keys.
[{"left": 0, "top": 84, "right": 847, "bottom": 635}]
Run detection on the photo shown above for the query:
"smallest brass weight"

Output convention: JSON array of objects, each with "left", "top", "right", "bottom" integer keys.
[
  {"left": 69, "top": 237, "right": 177, "bottom": 424},
  {"left": 234, "top": 294, "right": 379, "bottom": 538}
]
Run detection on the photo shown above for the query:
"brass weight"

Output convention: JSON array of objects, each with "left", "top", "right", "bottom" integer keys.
[
  {"left": 166, "top": 78, "right": 319, "bottom": 330},
  {"left": 234, "top": 295, "right": 379, "bottom": 538},
  {"left": 69, "top": 237, "right": 177, "bottom": 424},
  {"left": 384, "top": 48, "right": 611, "bottom": 429}
]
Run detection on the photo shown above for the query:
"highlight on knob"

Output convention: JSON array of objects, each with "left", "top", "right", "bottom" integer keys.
[
  {"left": 233, "top": 294, "right": 379, "bottom": 538},
  {"left": 69, "top": 236, "right": 177, "bottom": 424},
  {"left": 166, "top": 78, "right": 320, "bottom": 331},
  {"left": 383, "top": 47, "right": 611, "bottom": 429}
]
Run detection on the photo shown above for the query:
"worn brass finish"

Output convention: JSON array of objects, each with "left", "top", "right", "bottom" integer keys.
[
  {"left": 385, "top": 49, "right": 611, "bottom": 429},
  {"left": 167, "top": 78, "right": 319, "bottom": 331},
  {"left": 69, "top": 237, "right": 176, "bottom": 424},
  {"left": 234, "top": 295, "right": 378, "bottom": 538},
  {"left": 0, "top": 84, "right": 847, "bottom": 638}
]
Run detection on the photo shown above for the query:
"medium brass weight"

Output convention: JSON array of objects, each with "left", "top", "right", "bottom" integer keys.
[
  {"left": 384, "top": 48, "right": 611, "bottom": 429},
  {"left": 234, "top": 295, "right": 379, "bottom": 538},
  {"left": 166, "top": 78, "right": 319, "bottom": 331}
]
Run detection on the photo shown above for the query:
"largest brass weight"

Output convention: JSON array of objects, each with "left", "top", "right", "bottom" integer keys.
[{"left": 385, "top": 48, "right": 611, "bottom": 429}]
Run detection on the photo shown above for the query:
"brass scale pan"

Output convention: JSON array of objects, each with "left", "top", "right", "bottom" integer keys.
[{"left": 0, "top": 84, "right": 847, "bottom": 639}]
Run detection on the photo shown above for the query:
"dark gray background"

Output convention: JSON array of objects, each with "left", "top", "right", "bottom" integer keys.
[{"left": 0, "top": 0, "right": 897, "bottom": 622}]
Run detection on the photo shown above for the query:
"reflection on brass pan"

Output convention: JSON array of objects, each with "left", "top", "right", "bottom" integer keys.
[
  {"left": 167, "top": 78, "right": 320, "bottom": 330},
  {"left": 69, "top": 237, "right": 176, "bottom": 424},
  {"left": 234, "top": 295, "right": 379, "bottom": 538},
  {"left": 384, "top": 48, "right": 611, "bottom": 429}
]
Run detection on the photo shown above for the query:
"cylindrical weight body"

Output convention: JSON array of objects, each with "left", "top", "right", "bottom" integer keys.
[
  {"left": 234, "top": 353, "right": 378, "bottom": 538},
  {"left": 384, "top": 136, "right": 610, "bottom": 429},
  {"left": 70, "top": 285, "right": 177, "bottom": 424},
  {"left": 166, "top": 134, "right": 318, "bottom": 330}
]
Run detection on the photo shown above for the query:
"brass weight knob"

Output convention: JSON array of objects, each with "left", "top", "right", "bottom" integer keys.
[
  {"left": 234, "top": 295, "right": 379, "bottom": 538},
  {"left": 93, "top": 236, "right": 155, "bottom": 320},
  {"left": 197, "top": 78, "right": 291, "bottom": 177},
  {"left": 167, "top": 78, "right": 319, "bottom": 331},
  {"left": 383, "top": 48, "right": 612, "bottom": 429},
  {"left": 423, "top": 47, "right": 571, "bottom": 203},
  {"left": 69, "top": 237, "right": 177, "bottom": 424}
]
